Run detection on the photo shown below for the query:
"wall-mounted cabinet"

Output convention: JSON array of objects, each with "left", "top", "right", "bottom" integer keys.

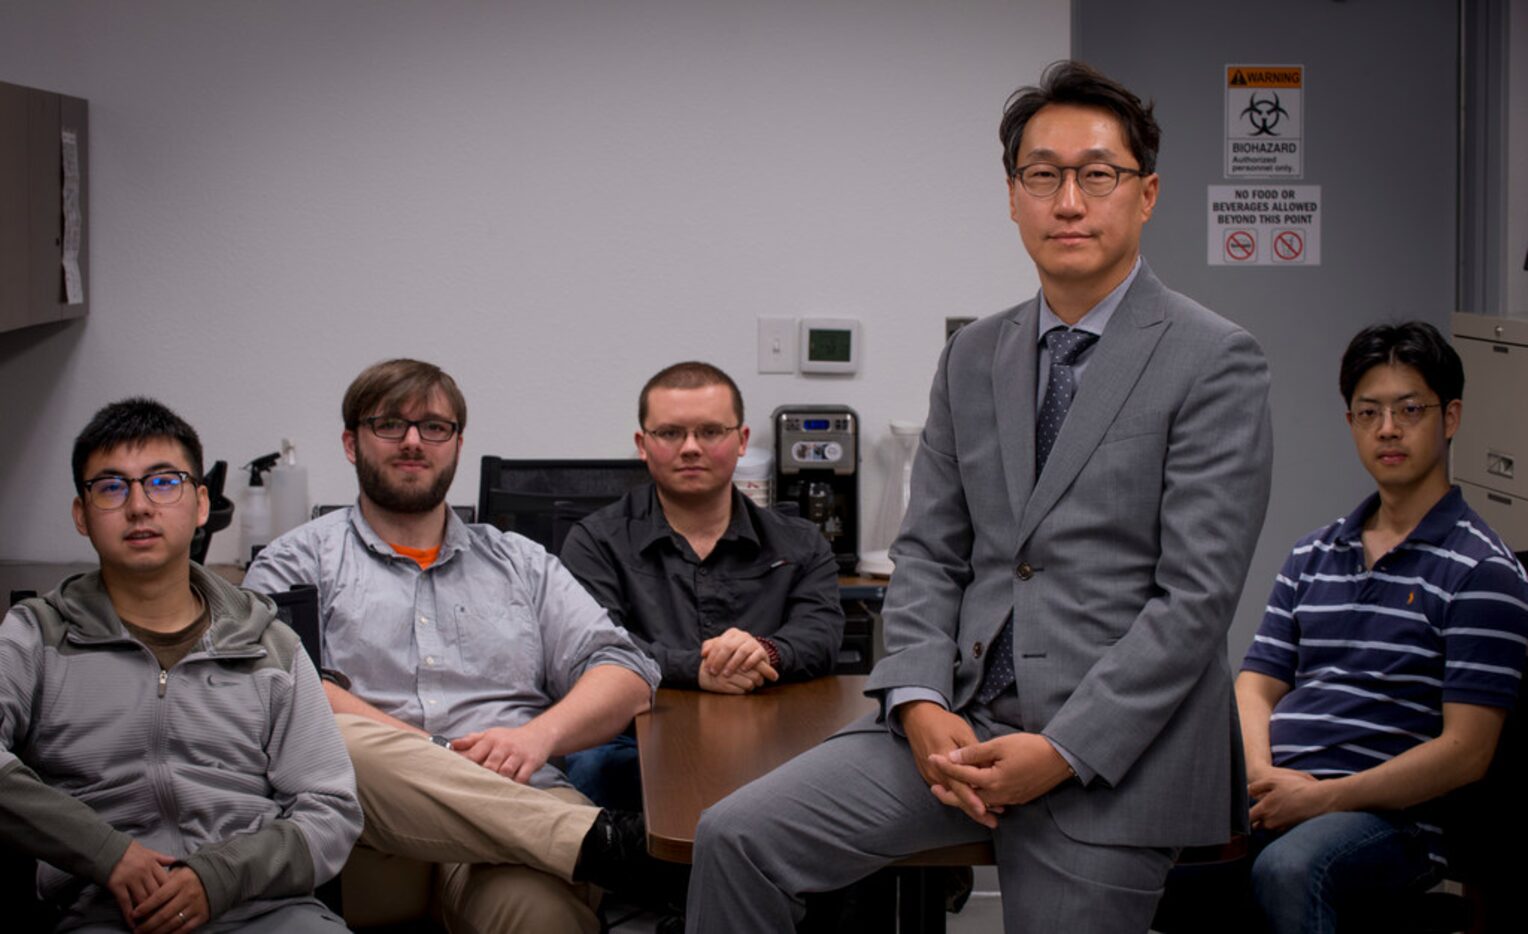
[{"left": 0, "top": 79, "right": 88, "bottom": 334}]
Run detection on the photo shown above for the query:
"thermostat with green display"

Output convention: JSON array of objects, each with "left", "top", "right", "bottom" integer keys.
[{"left": 798, "top": 318, "right": 860, "bottom": 375}]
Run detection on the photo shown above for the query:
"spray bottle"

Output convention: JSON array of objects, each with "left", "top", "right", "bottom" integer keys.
[
  {"left": 242, "top": 452, "right": 279, "bottom": 565},
  {"left": 269, "top": 438, "right": 310, "bottom": 540}
]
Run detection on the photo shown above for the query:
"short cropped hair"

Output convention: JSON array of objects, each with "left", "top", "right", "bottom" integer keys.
[
  {"left": 342, "top": 359, "right": 468, "bottom": 432},
  {"left": 999, "top": 60, "right": 1162, "bottom": 177},
  {"left": 72, "top": 398, "right": 204, "bottom": 495},
  {"left": 1339, "top": 321, "right": 1464, "bottom": 407},
  {"left": 638, "top": 361, "right": 744, "bottom": 426}
]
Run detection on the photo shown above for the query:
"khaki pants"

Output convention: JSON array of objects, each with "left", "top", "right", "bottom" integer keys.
[{"left": 337, "top": 714, "right": 603, "bottom": 934}]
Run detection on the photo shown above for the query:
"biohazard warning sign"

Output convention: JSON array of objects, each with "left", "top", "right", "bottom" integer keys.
[
  {"left": 1207, "top": 185, "right": 1321, "bottom": 266},
  {"left": 1226, "top": 64, "right": 1303, "bottom": 178}
]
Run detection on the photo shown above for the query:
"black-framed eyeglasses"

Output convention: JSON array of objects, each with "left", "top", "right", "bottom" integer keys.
[
  {"left": 363, "top": 416, "right": 460, "bottom": 444},
  {"left": 642, "top": 424, "right": 742, "bottom": 448},
  {"left": 1348, "top": 401, "right": 1443, "bottom": 430},
  {"left": 81, "top": 471, "right": 198, "bottom": 510},
  {"left": 1012, "top": 162, "right": 1150, "bottom": 198}
]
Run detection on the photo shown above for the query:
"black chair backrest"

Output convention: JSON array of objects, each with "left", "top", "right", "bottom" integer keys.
[
  {"left": 477, "top": 457, "right": 650, "bottom": 552},
  {"left": 268, "top": 584, "right": 322, "bottom": 670},
  {"left": 190, "top": 460, "right": 234, "bottom": 565}
]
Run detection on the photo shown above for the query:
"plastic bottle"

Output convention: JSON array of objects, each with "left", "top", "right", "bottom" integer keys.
[
  {"left": 241, "top": 452, "right": 279, "bottom": 566},
  {"left": 269, "top": 438, "right": 310, "bottom": 540},
  {"left": 732, "top": 447, "right": 774, "bottom": 509},
  {"left": 860, "top": 420, "right": 922, "bottom": 576}
]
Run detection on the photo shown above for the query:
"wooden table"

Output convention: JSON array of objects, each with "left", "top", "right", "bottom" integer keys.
[
  {"left": 635, "top": 675, "right": 995, "bottom": 932},
  {"left": 636, "top": 675, "right": 879, "bottom": 862}
]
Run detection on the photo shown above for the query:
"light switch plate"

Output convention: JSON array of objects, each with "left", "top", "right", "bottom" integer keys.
[{"left": 757, "top": 316, "right": 796, "bottom": 373}]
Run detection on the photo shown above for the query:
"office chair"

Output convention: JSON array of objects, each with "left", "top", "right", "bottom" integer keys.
[
  {"left": 262, "top": 584, "right": 353, "bottom": 919},
  {"left": 477, "top": 457, "right": 650, "bottom": 553},
  {"left": 189, "top": 460, "right": 234, "bottom": 564},
  {"left": 262, "top": 585, "right": 447, "bottom": 932}
]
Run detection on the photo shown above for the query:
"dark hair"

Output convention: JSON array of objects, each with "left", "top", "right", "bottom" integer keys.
[
  {"left": 72, "top": 398, "right": 204, "bottom": 495},
  {"left": 343, "top": 359, "right": 467, "bottom": 432},
  {"left": 999, "top": 60, "right": 1161, "bottom": 177},
  {"left": 1339, "top": 321, "right": 1464, "bottom": 406},
  {"left": 639, "top": 361, "right": 744, "bottom": 426}
]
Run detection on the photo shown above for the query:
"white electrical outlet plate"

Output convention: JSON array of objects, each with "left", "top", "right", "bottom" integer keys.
[{"left": 757, "top": 316, "right": 797, "bottom": 373}]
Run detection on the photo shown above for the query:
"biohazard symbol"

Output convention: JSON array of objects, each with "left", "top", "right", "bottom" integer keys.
[{"left": 1240, "top": 92, "right": 1288, "bottom": 136}]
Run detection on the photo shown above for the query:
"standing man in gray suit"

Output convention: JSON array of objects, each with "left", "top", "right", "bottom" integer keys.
[{"left": 687, "top": 61, "right": 1273, "bottom": 933}]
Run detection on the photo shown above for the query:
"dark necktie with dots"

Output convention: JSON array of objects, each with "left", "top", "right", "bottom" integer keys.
[{"left": 976, "top": 326, "right": 1100, "bottom": 706}]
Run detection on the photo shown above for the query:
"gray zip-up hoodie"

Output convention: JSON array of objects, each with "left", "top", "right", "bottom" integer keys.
[{"left": 0, "top": 564, "right": 362, "bottom": 924}]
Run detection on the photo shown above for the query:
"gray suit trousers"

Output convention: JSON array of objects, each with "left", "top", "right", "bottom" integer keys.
[{"left": 685, "top": 723, "right": 1176, "bottom": 934}]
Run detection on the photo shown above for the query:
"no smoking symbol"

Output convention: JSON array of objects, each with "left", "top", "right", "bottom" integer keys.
[
  {"left": 1224, "top": 230, "right": 1256, "bottom": 262},
  {"left": 1273, "top": 230, "right": 1304, "bottom": 262}
]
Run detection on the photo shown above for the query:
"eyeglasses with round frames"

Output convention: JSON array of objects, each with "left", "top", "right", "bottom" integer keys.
[
  {"left": 363, "top": 416, "right": 460, "bottom": 444},
  {"left": 1348, "top": 401, "right": 1443, "bottom": 430},
  {"left": 82, "top": 470, "right": 198, "bottom": 511},
  {"left": 643, "top": 424, "right": 742, "bottom": 448},
  {"left": 1012, "top": 162, "right": 1150, "bottom": 198}
]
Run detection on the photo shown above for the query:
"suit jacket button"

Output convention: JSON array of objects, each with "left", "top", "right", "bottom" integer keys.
[
  {"left": 973, "top": 641, "right": 984, "bottom": 658},
  {"left": 1016, "top": 562, "right": 1034, "bottom": 580}
]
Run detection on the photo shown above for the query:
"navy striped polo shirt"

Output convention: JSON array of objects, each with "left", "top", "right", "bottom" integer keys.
[{"left": 1242, "top": 486, "right": 1528, "bottom": 864}]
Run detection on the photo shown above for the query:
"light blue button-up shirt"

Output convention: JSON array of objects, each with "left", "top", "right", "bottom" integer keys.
[{"left": 244, "top": 504, "right": 660, "bottom": 790}]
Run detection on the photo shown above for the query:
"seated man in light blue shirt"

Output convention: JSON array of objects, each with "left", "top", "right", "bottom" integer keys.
[{"left": 244, "top": 359, "right": 665, "bottom": 934}]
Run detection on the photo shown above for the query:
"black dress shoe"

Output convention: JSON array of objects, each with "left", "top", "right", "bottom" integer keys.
[{"left": 574, "top": 810, "right": 687, "bottom": 909}]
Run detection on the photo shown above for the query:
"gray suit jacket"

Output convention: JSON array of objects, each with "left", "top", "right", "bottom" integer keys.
[{"left": 864, "top": 262, "right": 1272, "bottom": 848}]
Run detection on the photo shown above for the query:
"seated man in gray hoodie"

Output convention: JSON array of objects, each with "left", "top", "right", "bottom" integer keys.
[{"left": 0, "top": 398, "right": 363, "bottom": 933}]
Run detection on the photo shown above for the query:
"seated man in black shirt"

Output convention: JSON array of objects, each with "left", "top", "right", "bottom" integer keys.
[{"left": 561, "top": 360, "right": 845, "bottom": 809}]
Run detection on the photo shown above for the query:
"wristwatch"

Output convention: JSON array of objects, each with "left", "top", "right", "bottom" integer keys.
[{"left": 429, "top": 733, "right": 454, "bottom": 751}]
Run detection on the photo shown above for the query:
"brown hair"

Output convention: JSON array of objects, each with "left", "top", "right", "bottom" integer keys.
[
  {"left": 638, "top": 361, "right": 743, "bottom": 426},
  {"left": 342, "top": 359, "right": 467, "bottom": 431}
]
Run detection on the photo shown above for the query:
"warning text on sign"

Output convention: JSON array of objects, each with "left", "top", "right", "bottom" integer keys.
[
  {"left": 1207, "top": 185, "right": 1321, "bottom": 266},
  {"left": 1226, "top": 63, "right": 1303, "bottom": 178}
]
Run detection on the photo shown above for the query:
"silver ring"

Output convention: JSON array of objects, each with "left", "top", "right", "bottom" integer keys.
[{"left": 178, "top": 910, "right": 186, "bottom": 922}]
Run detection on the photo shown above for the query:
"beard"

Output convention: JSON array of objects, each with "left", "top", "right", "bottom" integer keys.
[{"left": 355, "top": 446, "right": 457, "bottom": 514}]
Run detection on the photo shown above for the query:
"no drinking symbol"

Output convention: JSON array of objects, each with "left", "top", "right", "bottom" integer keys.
[{"left": 1273, "top": 230, "right": 1304, "bottom": 262}]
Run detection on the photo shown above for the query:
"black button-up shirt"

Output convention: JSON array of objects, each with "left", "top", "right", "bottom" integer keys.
[{"left": 560, "top": 484, "right": 844, "bottom": 687}]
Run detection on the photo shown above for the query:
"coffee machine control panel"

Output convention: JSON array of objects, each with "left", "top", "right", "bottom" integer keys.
[{"left": 777, "top": 411, "right": 857, "bottom": 476}]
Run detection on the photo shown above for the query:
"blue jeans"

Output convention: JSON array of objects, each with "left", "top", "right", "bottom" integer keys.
[
  {"left": 1250, "top": 811, "right": 1442, "bottom": 934},
  {"left": 563, "top": 733, "right": 642, "bottom": 812},
  {"left": 1157, "top": 810, "right": 1443, "bottom": 934}
]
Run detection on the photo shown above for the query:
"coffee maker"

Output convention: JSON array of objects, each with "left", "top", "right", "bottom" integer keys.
[{"left": 772, "top": 405, "right": 859, "bottom": 574}]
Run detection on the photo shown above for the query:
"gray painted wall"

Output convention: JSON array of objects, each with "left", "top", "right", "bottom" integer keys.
[{"left": 1074, "top": 0, "right": 1461, "bottom": 658}]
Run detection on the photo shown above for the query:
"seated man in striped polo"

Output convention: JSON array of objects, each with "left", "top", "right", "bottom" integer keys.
[{"left": 1237, "top": 320, "right": 1528, "bottom": 933}]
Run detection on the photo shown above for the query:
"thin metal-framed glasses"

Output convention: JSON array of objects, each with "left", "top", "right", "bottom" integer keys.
[
  {"left": 642, "top": 424, "right": 742, "bottom": 448},
  {"left": 81, "top": 471, "right": 198, "bottom": 510},
  {"left": 1012, "top": 162, "right": 1150, "bottom": 198},
  {"left": 363, "top": 416, "right": 460, "bottom": 444},
  {"left": 1348, "top": 401, "right": 1443, "bottom": 430}
]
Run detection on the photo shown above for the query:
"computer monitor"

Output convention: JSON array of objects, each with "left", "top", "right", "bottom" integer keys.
[{"left": 477, "top": 457, "right": 651, "bottom": 552}]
